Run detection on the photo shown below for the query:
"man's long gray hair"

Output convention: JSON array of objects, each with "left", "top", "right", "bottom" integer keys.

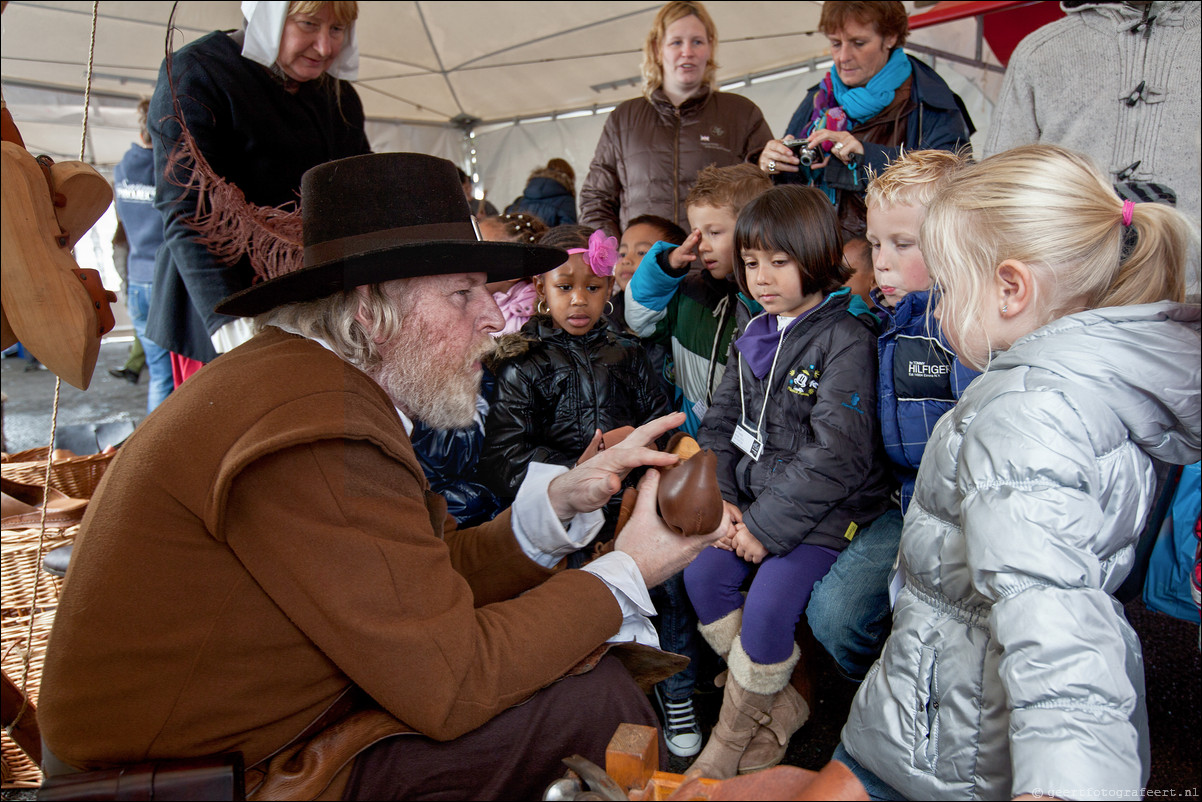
[
  {"left": 255, "top": 279, "right": 488, "bottom": 429},
  {"left": 254, "top": 281, "right": 408, "bottom": 372}
]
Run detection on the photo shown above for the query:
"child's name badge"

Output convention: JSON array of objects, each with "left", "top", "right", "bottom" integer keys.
[{"left": 731, "top": 423, "right": 763, "bottom": 461}]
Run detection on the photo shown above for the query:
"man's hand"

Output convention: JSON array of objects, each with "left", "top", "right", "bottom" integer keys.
[
  {"left": 668, "top": 230, "right": 702, "bottom": 271},
  {"left": 547, "top": 412, "right": 686, "bottom": 520},
  {"left": 711, "top": 501, "right": 743, "bottom": 551},
  {"left": 615, "top": 468, "right": 730, "bottom": 588}
]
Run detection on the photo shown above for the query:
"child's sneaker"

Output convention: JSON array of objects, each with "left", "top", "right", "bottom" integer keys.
[{"left": 654, "top": 686, "right": 701, "bottom": 757}]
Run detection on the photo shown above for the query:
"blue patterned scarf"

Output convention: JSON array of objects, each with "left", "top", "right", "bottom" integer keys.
[{"left": 830, "top": 47, "right": 912, "bottom": 124}]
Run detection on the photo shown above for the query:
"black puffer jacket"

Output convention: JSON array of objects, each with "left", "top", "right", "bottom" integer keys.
[
  {"left": 698, "top": 291, "right": 893, "bottom": 555},
  {"left": 480, "top": 316, "right": 671, "bottom": 501}
]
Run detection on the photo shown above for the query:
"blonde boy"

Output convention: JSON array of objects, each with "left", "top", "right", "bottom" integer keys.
[
  {"left": 865, "top": 149, "right": 967, "bottom": 308},
  {"left": 807, "top": 149, "right": 979, "bottom": 679}
]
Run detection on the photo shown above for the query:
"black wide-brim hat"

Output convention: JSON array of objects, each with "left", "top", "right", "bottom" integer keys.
[{"left": 215, "top": 152, "right": 566, "bottom": 317}]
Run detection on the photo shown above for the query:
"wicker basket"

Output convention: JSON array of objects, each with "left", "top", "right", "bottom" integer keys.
[
  {"left": 2, "top": 609, "right": 56, "bottom": 788},
  {"left": 1, "top": 448, "right": 114, "bottom": 500},
  {"left": 0, "top": 451, "right": 110, "bottom": 788},
  {"left": 1, "top": 526, "right": 73, "bottom": 616}
]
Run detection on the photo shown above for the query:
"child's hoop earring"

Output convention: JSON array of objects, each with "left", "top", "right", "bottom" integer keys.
[
  {"left": 537, "top": 300, "right": 549, "bottom": 315},
  {"left": 605, "top": 300, "right": 615, "bottom": 315}
]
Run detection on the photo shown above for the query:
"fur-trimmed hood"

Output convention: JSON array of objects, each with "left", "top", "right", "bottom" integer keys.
[
  {"left": 526, "top": 167, "right": 574, "bottom": 196},
  {"left": 487, "top": 330, "right": 536, "bottom": 368}
]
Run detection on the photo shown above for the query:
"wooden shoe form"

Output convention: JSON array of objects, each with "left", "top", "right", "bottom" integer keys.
[
  {"left": 0, "top": 140, "right": 113, "bottom": 389},
  {"left": 657, "top": 433, "right": 724, "bottom": 536},
  {"left": 49, "top": 160, "right": 115, "bottom": 249},
  {"left": 614, "top": 433, "right": 725, "bottom": 537}
]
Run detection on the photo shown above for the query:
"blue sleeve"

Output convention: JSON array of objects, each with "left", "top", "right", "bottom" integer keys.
[{"left": 624, "top": 241, "right": 686, "bottom": 338}]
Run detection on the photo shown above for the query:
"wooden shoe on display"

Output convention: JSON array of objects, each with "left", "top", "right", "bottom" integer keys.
[
  {"left": 0, "top": 104, "right": 115, "bottom": 390},
  {"left": 609, "top": 431, "right": 725, "bottom": 538},
  {"left": 1, "top": 476, "right": 89, "bottom": 529},
  {"left": 656, "top": 432, "right": 724, "bottom": 536}
]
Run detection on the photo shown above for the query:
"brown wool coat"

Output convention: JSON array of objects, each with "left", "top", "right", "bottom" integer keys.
[{"left": 38, "top": 328, "right": 622, "bottom": 776}]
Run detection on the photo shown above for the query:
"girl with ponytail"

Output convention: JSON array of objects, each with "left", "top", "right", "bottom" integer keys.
[{"left": 835, "top": 144, "right": 1200, "bottom": 800}]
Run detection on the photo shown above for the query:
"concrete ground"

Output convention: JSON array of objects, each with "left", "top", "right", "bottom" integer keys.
[
  {"left": 2, "top": 338, "right": 146, "bottom": 455},
  {"left": 2, "top": 339, "right": 1199, "bottom": 797}
]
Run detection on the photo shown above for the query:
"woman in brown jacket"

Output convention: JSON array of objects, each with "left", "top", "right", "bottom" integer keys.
[{"left": 579, "top": 1, "right": 773, "bottom": 238}]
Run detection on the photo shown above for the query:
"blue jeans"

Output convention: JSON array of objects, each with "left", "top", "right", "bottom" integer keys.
[
  {"left": 832, "top": 742, "right": 905, "bottom": 800},
  {"left": 127, "top": 281, "right": 173, "bottom": 413},
  {"left": 648, "top": 570, "right": 698, "bottom": 701},
  {"left": 806, "top": 509, "right": 904, "bottom": 679}
]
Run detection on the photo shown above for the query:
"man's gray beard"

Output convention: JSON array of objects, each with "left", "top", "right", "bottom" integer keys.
[{"left": 371, "top": 338, "right": 491, "bottom": 430}]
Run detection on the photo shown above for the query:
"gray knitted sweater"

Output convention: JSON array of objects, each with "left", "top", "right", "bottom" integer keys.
[{"left": 986, "top": 2, "right": 1199, "bottom": 234}]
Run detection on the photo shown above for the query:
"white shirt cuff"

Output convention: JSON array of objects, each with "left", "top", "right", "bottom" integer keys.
[
  {"left": 511, "top": 462, "right": 604, "bottom": 569},
  {"left": 583, "top": 551, "right": 660, "bottom": 647}
]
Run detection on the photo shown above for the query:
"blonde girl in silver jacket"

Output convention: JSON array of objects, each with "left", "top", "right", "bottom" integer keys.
[{"left": 838, "top": 144, "right": 1201, "bottom": 800}]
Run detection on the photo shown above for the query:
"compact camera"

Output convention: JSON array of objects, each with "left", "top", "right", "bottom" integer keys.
[{"left": 783, "top": 136, "right": 819, "bottom": 167}]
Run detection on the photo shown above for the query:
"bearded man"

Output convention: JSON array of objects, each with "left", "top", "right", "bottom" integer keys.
[{"left": 38, "top": 153, "right": 728, "bottom": 800}]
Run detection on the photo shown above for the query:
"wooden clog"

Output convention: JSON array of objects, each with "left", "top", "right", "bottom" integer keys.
[
  {"left": 50, "top": 159, "right": 115, "bottom": 248},
  {"left": 657, "top": 433, "right": 724, "bottom": 536},
  {"left": 0, "top": 140, "right": 112, "bottom": 389},
  {"left": 612, "top": 432, "right": 725, "bottom": 538}
]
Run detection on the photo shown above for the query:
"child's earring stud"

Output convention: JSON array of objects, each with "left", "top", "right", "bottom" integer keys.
[{"left": 1001, "top": 304, "right": 1009, "bottom": 314}]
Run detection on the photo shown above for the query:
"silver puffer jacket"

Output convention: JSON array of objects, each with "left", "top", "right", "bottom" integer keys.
[{"left": 843, "top": 302, "right": 1201, "bottom": 800}]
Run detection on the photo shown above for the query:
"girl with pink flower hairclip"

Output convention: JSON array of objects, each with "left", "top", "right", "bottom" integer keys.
[{"left": 480, "top": 225, "right": 672, "bottom": 551}]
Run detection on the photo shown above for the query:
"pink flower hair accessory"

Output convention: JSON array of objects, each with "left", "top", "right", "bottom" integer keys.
[{"left": 567, "top": 229, "right": 619, "bottom": 277}]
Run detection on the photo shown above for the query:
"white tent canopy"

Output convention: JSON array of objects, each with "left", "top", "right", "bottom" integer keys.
[{"left": 2, "top": 1, "right": 1007, "bottom": 211}]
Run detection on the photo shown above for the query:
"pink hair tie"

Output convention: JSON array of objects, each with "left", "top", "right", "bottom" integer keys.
[
  {"left": 566, "top": 229, "right": 619, "bottom": 277},
  {"left": 1121, "top": 199, "right": 1135, "bottom": 227}
]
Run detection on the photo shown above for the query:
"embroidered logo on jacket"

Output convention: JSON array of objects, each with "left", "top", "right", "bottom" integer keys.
[
  {"left": 786, "top": 366, "right": 820, "bottom": 396},
  {"left": 893, "top": 335, "right": 957, "bottom": 402},
  {"left": 842, "top": 392, "right": 865, "bottom": 414},
  {"left": 700, "top": 126, "right": 730, "bottom": 152}
]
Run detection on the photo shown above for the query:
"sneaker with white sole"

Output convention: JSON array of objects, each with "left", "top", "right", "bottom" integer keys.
[{"left": 654, "top": 686, "right": 701, "bottom": 757}]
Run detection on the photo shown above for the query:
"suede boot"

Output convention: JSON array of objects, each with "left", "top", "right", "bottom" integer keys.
[
  {"left": 684, "top": 635, "right": 799, "bottom": 781},
  {"left": 736, "top": 683, "right": 810, "bottom": 773},
  {"left": 696, "top": 607, "right": 742, "bottom": 661},
  {"left": 737, "top": 631, "right": 815, "bottom": 774}
]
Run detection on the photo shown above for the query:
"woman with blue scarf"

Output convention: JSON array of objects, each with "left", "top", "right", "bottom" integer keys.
[{"left": 756, "top": 1, "right": 973, "bottom": 239}]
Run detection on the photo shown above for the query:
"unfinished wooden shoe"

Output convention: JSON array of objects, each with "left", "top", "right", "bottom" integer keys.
[
  {"left": 657, "top": 433, "right": 724, "bottom": 536},
  {"left": 0, "top": 141, "right": 114, "bottom": 390}
]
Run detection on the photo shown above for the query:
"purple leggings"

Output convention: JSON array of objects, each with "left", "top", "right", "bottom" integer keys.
[{"left": 684, "top": 542, "right": 840, "bottom": 665}]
